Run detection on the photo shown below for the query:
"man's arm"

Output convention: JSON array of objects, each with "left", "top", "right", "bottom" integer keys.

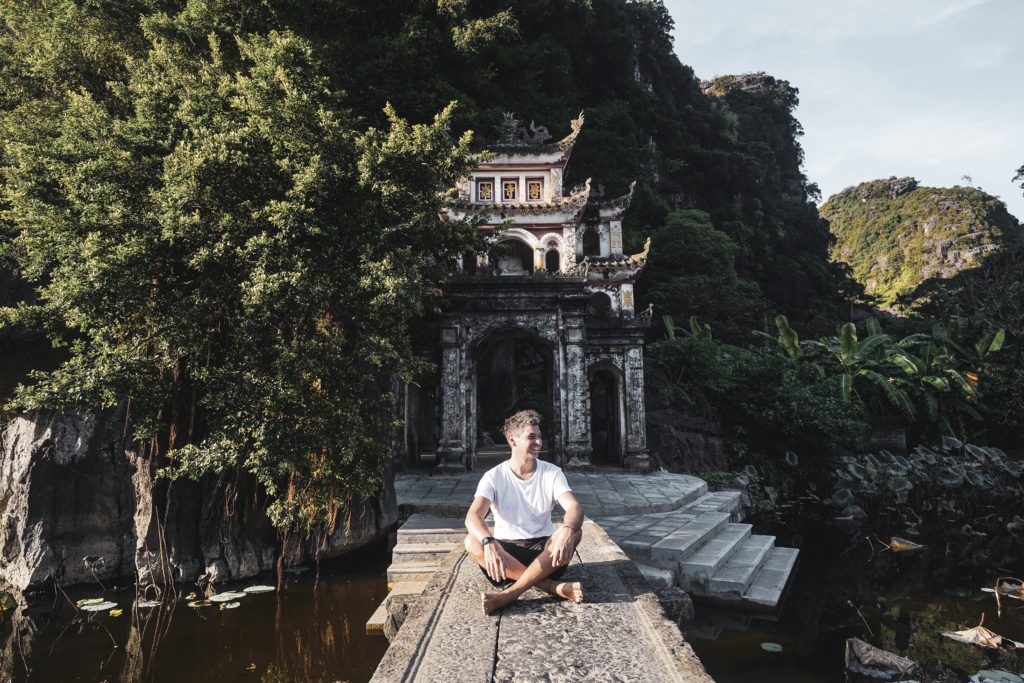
[
  {"left": 466, "top": 495, "right": 507, "bottom": 581},
  {"left": 549, "top": 491, "right": 583, "bottom": 566}
]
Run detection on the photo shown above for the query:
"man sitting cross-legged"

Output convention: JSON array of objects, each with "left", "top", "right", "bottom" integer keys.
[{"left": 464, "top": 409, "right": 584, "bottom": 616}]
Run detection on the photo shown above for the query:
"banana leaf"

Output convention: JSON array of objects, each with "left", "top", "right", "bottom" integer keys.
[{"left": 857, "top": 369, "right": 916, "bottom": 421}]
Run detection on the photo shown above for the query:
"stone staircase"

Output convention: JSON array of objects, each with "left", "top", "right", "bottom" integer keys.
[{"left": 595, "top": 491, "right": 799, "bottom": 612}]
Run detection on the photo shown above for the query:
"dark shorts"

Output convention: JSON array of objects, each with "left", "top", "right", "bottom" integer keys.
[{"left": 480, "top": 536, "right": 569, "bottom": 589}]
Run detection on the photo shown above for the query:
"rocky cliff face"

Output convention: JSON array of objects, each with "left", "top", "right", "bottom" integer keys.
[
  {"left": 646, "top": 408, "right": 728, "bottom": 473},
  {"left": 0, "top": 407, "right": 396, "bottom": 591},
  {"left": 822, "top": 177, "right": 1024, "bottom": 306}
]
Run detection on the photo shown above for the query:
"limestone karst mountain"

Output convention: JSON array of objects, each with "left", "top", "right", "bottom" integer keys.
[{"left": 822, "top": 177, "right": 1024, "bottom": 307}]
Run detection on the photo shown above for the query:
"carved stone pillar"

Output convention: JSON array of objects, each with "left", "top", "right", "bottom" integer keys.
[
  {"left": 435, "top": 325, "right": 467, "bottom": 474},
  {"left": 623, "top": 344, "right": 653, "bottom": 472},
  {"left": 563, "top": 323, "right": 594, "bottom": 471}
]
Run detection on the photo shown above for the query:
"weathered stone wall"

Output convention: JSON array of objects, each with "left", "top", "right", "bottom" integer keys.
[{"left": 0, "top": 408, "right": 397, "bottom": 591}]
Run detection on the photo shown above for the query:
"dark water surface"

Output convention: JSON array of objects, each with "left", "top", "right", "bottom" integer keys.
[
  {"left": 1, "top": 540, "right": 390, "bottom": 682},
  {"left": 690, "top": 515, "right": 1024, "bottom": 682},
  {"left": 4, "top": 517, "right": 1022, "bottom": 682}
]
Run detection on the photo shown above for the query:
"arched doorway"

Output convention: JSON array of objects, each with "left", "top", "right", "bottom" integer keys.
[
  {"left": 544, "top": 249, "right": 560, "bottom": 273},
  {"left": 589, "top": 368, "right": 623, "bottom": 466},
  {"left": 489, "top": 239, "right": 534, "bottom": 275},
  {"left": 587, "top": 291, "right": 613, "bottom": 316},
  {"left": 472, "top": 329, "right": 555, "bottom": 462}
]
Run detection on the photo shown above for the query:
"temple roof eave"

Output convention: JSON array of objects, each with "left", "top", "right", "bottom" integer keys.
[
  {"left": 470, "top": 111, "right": 584, "bottom": 164},
  {"left": 593, "top": 181, "right": 637, "bottom": 220}
]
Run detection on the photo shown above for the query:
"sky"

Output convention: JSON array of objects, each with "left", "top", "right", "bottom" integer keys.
[{"left": 663, "top": 0, "right": 1024, "bottom": 221}]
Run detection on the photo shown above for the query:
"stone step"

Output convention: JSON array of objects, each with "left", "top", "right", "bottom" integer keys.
[
  {"left": 680, "top": 491, "right": 742, "bottom": 518},
  {"left": 706, "top": 534, "right": 775, "bottom": 597},
  {"left": 366, "top": 581, "right": 428, "bottom": 635},
  {"left": 742, "top": 547, "right": 800, "bottom": 610},
  {"left": 634, "top": 562, "right": 675, "bottom": 589},
  {"left": 679, "top": 523, "right": 752, "bottom": 589},
  {"left": 391, "top": 542, "right": 459, "bottom": 564},
  {"left": 396, "top": 515, "right": 467, "bottom": 543},
  {"left": 649, "top": 511, "right": 732, "bottom": 568},
  {"left": 387, "top": 562, "right": 442, "bottom": 583}
]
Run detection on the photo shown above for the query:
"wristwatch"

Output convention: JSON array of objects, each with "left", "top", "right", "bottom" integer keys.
[{"left": 481, "top": 536, "right": 495, "bottom": 546}]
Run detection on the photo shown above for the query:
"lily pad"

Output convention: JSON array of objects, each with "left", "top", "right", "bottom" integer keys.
[
  {"left": 209, "top": 591, "right": 247, "bottom": 603},
  {"left": 243, "top": 585, "right": 276, "bottom": 594},
  {"left": 136, "top": 600, "right": 162, "bottom": 608},
  {"left": 219, "top": 601, "right": 241, "bottom": 610},
  {"left": 187, "top": 599, "right": 212, "bottom": 608},
  {"left": 760, "top": 642, "right": 783, "bottom": 652},
  {"left": 76, "top": 598, "right": 106, "bottom": 607},
  {"left": 80, "top": 601, "right": 118, "bottom": 612},
  {"left": 109, "top": 609, "right": 123, "bottom": 617}
]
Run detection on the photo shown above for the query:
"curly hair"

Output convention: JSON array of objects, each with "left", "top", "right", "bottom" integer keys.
[{"left": 502, "top": 409, "right": 542, "bottom": 438}]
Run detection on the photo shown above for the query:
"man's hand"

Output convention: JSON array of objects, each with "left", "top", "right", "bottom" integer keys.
[
  {"left": 549, "top": 525, "right": 576, "bottom": 566},
  {"left": 483, "top": 542, "right": 507, "bottom": 582}
]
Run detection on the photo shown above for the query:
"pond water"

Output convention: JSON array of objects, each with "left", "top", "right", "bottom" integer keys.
[
  {"left": 0, "top": 540, "right": 390, "bottom": 682},
  {"left": 689, "top": 515, "right": 1024, "bottom": 682},
  {"left": 3, "top": 516, "right": 1021, "bottom": 682}
]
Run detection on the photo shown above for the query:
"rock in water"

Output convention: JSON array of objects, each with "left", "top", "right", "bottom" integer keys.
[{"left": 845, "top": 637, "right": 919, "bottom": 680}]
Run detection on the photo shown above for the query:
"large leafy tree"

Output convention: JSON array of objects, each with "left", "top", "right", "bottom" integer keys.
[{"left": 0, "top": 3, "right": 481, "bottom": 529}]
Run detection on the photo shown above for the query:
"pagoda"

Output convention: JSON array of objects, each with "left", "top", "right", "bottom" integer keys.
[{"left": 399, "top": 113, "right": 654, "bottom": 472}]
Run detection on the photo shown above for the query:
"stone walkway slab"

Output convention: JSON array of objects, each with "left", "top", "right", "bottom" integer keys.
[{"left": 370, "top": 520, "right": 713, "bottom": 683}]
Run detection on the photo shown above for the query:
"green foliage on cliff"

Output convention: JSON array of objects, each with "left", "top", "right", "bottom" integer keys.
[
  {"left": 821, "top": 177, "right": 1024, "bottom": 307},
  {"left": 0, "top": 4, "right": 482, "bottom": 529}
]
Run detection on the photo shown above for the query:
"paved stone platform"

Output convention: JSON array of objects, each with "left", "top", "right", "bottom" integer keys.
[
  {"left": 395, "top": 470, "right": 707, "bottom": 517},
  {"left": 369, "top": 520, "right": 714, "bottom": 683}
]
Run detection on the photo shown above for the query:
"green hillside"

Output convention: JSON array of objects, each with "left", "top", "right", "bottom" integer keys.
[{"left": 822, "top": 177, "right": 1023, "bottom": 306}]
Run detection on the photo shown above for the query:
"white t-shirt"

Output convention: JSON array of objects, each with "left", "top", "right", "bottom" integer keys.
[{"left": 474, "top": 459, "right": 572, "bottom": 540}]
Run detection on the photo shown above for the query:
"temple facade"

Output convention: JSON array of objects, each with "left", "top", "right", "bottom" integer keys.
[{"left": 400, "top": 114, "right": 653, "bottom": 472}]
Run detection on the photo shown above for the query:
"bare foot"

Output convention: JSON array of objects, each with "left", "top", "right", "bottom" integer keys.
[
  {"left": 481, "top": 590, "right": 518, "bottom": 615},
  {"left": 553, "top": 582, "right": 584, "bottom": 603}
]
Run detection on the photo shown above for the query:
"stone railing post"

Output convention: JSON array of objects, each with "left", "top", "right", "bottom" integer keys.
[
  {"left": 563, "top": 323, "right": 594, "bottom": 471},
  {"left": 624, "top": 344, "right": 653, "bottom": 472}
]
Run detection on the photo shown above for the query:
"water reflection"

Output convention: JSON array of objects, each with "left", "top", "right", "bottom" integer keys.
[{"left": 0, "top": 540, "right": 390, "bottom": 682}]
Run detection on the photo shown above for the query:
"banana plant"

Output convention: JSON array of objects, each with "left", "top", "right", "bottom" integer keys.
[{"left": 663, "top": 314, "right": 713, "bottom": 342}]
